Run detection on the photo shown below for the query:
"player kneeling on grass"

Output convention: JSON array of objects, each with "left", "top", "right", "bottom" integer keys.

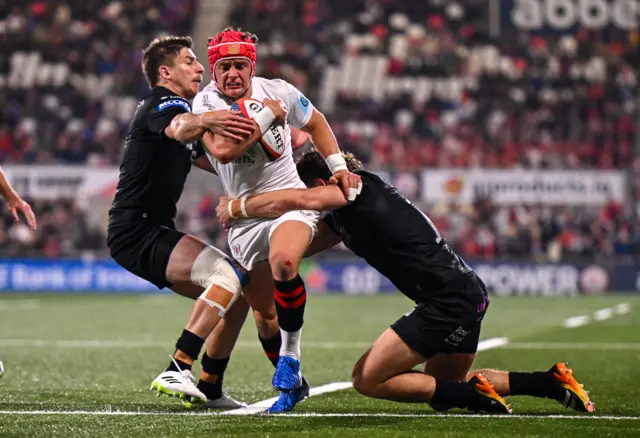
[{"left": 215, "top": 150, "right": 595, "bottom": 414}]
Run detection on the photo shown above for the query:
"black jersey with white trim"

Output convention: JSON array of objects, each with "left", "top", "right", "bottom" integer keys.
[
  {"left": 323, "top": 170, "right": 472, "bottom": 301},
  {"left": 110, "top": 86, "right": 205, "bottom": 226}
]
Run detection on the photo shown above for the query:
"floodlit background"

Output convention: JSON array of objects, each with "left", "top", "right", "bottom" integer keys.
[
  {"left": 0, "top": 1, "right": 639, "bottom": 436},
  {"left": 0, "top": 0, "right": 638, "bottom": 294}
]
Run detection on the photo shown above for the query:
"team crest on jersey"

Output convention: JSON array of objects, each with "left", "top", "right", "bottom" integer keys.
[
  {"left": 231, "top": 244, "right": 242, "bottom": 258},
  {"left": 201, "top": 94, "right": 216, "bottom": 110},
  {"left": 297, "top": 93, "right": 310, "bottom": 116}
]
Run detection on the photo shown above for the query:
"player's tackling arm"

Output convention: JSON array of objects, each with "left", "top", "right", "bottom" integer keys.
[
  {"left": 165, "top": 111, "right": 255, "bottom": 145},
  {"left": 216, "top": 185, "right": 347, "bottom": 223},
  {"left": 164, "top": 112, "right": 207, "bottom": 144},
  {"left": 202, "top": 125, "right": 262, "bottom": 164}
]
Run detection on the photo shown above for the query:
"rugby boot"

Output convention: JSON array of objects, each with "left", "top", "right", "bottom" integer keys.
[
  {"left": 196, "top": 391, "right": 248, "bottom": 409},
  {"left": 547, "top": 362, "right": 595, "bottom": 413},
  {"left": 468, "top": 372, "right": 513, "bottom": 414},
  {"left": 272, "top": 356, "right": 301, "bottom": 391},
  {"left": 267, "top": 375, "right": 310, "bottom": 413},
  {"left": 150, "top": 357, "right": 207, "bottom": 408}
]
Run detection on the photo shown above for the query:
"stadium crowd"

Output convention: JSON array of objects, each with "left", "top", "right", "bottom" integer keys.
[{"left": 0, "top": 0, "right": 638, "bottom": 261}]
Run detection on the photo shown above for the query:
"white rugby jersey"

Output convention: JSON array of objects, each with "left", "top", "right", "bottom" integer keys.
[{"left": 192, "top": 77, "right": 314, "bottom": 198}]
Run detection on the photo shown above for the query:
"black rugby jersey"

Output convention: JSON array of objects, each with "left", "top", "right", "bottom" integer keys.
[
  {"left": 324, "top": 170, "right": 472, "bottom": 301},
  {"left": 109, "top": 86, "right": 204, "bottom": 226}
]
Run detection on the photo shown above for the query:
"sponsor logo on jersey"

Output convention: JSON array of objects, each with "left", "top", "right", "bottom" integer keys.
[
  {"left": 231, "top": 147, "right": 258, "bottom": 166},
  {"left": 201, "top": 94, "right": 216, "bottom": 110},
  {"left": 297, "top": 93, "right": 310, "bottom": 116},
  {"left": 157, "top": 99, "right": 191, "bottom": 112}
]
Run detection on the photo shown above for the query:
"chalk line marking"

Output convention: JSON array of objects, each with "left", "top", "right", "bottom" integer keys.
[{"left": 222, "top": 337, "right": 509, "bottom": 415}]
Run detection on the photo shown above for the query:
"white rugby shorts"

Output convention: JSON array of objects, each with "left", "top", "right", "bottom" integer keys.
[{"left": 228, "top": 210, "right": 319, "bottom": 270}]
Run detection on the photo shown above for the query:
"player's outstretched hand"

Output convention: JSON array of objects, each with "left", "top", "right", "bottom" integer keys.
[
  {"left": 202, "top": 110, "right": 256, "bottom": 141},
  {"left": 329, "top": 170, "right": 362, "bottom": 202},
  {"left": 216, "top": 196, "right": 235, "bottom": 229},
  {"left": 262, "top": 99, "right": 287, "bottom": 125},
  {"left": 7, "top": 196, "right": 36, "bottom": 230}
]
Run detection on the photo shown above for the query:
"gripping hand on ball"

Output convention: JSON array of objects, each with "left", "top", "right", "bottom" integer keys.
[
  {"left": 262, "top": 99, "right": 287, "bottom": 126},
  {"left": 202, "top": 110, "right": 256, "bottom": 141}
]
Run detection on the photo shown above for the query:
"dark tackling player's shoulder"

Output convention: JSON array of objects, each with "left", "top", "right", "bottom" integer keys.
[{"left": 134, "top": 86, "right": 191, "bottom": 135}]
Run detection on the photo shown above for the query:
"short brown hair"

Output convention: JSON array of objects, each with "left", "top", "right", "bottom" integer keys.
[
  {"left": 296, "top": 149, "right": 364, "bottom": 186},
  {"left": 142, "top": 36, "right": 194, "bottom": 87}
]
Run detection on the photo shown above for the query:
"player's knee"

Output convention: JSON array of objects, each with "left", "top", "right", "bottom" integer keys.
[
  {"left": 190, "top": 246, "right": 245, "bottom": 317},
  {"left": 253, "top": 308, "right": 279, "bottom": 337},
  {"left": 351, "top": 352, "right": 377, "bottom": 396},
  {"left": 269, "top": 252, "right": 299, "bottom": 280},
  {"left": 351, "top": 370, "right": 377, "bottom": 397}
]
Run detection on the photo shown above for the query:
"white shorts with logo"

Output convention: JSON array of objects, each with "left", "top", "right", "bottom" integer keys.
[{"left": 228, "top": 210, "right": 319, "bottom": 271}]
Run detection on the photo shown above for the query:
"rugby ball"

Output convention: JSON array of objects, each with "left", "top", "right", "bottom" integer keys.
[{"left": 231, "top": 98, "right": 286, "bottom": 161}]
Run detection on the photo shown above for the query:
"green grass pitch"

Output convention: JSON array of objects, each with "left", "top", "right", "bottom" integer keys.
[{"left": 0, "top": 293, "right": 639, "bottom": 437}]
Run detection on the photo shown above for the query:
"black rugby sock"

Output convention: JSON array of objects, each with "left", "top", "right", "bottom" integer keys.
[
  {"left": 432, "top": 379, "right": 481, "bottom": 409},
  {"left": 165, "top": 330, "right": 204, "bottom": 372},
  {"left": 258, "top": 331, "right": 282, "bottom": 367},
  {"left": 197, "top": 354, "right": 230, "bottom": 400},
  {"left": 509, "top": 371, "right": 556, "bottom": 398},
  {"left": 274, "top": 275, "right": 306, "bottom": 332}
]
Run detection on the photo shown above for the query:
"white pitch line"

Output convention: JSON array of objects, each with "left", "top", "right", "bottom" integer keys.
[
  {"left": 0, "top": 411, "right": 637, "bottom": 420},
  {"left": 222, "top": 337, "right": 509, "bottom": 416},
  {"left": 222, "top": 382, "right": 354, "bottom": 416},
  {"left": 563, "top": 315, "right": 589, "bottom": 328},
  {"left": 593, "top": 308, "right": 613, "bottom": 321},
  {"left": 563, "top": 303, "right": 632, "bottom": 329},
  {"left": 616, "top": 303, "right": 631, "bottom": 315},
  {"left": 505, "top": 342, "right": 640, "bottom": 350},
  {"left": 476, "top": 337, "right": 508, "bottom": 351}
]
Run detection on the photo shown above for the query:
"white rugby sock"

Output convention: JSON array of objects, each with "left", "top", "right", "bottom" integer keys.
[{"left": 279, "top": 328, "right": 301, "bottom": 360}]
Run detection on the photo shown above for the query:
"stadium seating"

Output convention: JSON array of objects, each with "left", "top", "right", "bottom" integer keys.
[{"left": 0, "top": 0, "right": 637, "bottom": 260}]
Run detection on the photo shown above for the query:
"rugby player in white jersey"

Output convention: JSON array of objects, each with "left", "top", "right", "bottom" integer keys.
[{"left": 156, "top": 27, "right": 361, "bottom": 413}]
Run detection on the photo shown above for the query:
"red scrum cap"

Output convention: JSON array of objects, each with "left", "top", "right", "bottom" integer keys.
[{"left": 207, "top": 28, "right": 257, "bottom": 80}]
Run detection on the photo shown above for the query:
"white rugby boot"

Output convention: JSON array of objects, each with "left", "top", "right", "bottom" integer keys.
[
  {"left": 199, "top": 391, "right": 248, "bottom": 409},
  {"left": 150, "top": 357, "right": 207, "bottom": 408}
]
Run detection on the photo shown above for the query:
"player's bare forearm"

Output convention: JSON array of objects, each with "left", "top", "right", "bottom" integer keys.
[
  {"left": 0, "top": 167, "right": 19, "bottom": 203},
  {"left": 301, "top": 109, "right": 340, "bottom": 158},
  {"left": 241, "top": 186, "right": 347, "bottom": 218},
  {"left": 165, "top": 113, "right": 206, "bottom": 144},
  {"left": 202, "top": 123, "right": 262, "bottom": 164}
]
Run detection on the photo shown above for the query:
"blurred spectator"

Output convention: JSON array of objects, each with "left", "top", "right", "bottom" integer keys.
[
  {"left": 0, "top": 0, "right": 638, "bottom": 262},
  {"left": 0, "top": 0, "right": 197, "bottom": 165},
  {"left": 0, "top": 198, "right": 105, "bottom": 257}
]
